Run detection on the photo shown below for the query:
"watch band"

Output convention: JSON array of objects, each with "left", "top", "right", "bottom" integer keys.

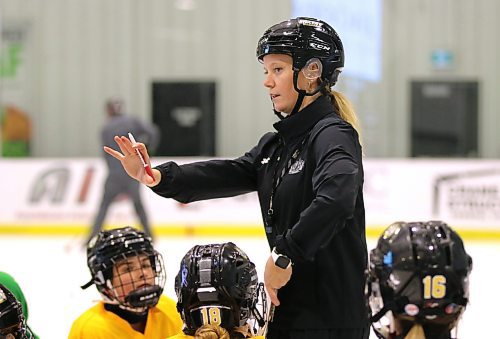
[{"left": 271, "top": 247, "right": 292, "bottom": 269}]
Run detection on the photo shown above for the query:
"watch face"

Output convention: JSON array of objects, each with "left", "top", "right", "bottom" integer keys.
[{"left": 275, "top": 255, "right": 291, "bottom": 269}]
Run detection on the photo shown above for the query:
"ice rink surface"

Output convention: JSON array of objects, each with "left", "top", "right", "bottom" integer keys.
[{"left": 0, "top": 234, "right": 496, "bottom": 338}]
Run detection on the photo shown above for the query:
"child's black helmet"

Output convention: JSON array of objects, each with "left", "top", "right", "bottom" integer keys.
[
  {"left": 83, "top": 226, "right": 166, "bottom": 312},
  {"left": 368, "top": 221, "right": 473, "bottom": 338},
  {"left": 175, "top": 242, "right": 263, "bottom": 335},
  {"left": 0, "top": 284, "right": 33, "bottom": 339}
]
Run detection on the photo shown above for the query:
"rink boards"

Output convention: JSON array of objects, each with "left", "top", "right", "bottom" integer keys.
[{"left": 1, "top": 157, "right": 500, "bottom": 240}]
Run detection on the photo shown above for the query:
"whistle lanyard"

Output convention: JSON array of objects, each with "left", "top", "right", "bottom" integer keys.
[{"left": 265, "top": 134, "right": 310, "bottom": 234}]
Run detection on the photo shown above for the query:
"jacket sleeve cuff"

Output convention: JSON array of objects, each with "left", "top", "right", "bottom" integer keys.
[
  {"left": 275, "top": 231, "right": 310, "bottom": 263},
  {"left": 150, "top": 162, "right": 179, "bottom": 197}
]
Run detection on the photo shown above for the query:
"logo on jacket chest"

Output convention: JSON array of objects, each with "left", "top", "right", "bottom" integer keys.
[{"left": 289, "top": 159, "right": 305, "bottom": 174}]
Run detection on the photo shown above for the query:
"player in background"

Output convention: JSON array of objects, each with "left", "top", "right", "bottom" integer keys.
[
  {"left": 367, "top": 221, "right": 473, "bottom": 339},
  {"left": 167, "top": 242, "right": 267, "bottom": 339},
  {"left": 0, "top": 283, "right": 35, "bottom": 339},
  {"left": 0, "top": 272, "right": 39, "bottom": 339},
  {"left": 69, "top": 226, "right": 182, "bottom": 338},
  {"left": 87, "top": 98, "right": 159, "bottom": 245}
]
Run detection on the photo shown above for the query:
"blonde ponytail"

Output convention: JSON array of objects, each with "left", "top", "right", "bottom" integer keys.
[
  {"left": 194, "top": 324, "right": 230, "bottom": 339},
  {"left": 324, "top": 88, "right": 362, "bottom": 144},
  {"left": 404, "top": 324, "right": 426, "bottom": 339}
]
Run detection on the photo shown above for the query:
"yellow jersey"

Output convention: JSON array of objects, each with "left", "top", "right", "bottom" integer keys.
[
  {"left": 167, "top": 333, "right": 265, "bottom": 339},
  {"left": 68, "top": 295, "right": 183, "bottom": 339}
]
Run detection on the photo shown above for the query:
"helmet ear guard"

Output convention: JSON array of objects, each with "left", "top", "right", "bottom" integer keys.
[{"left": 301, "top": 58, "right": 322, "bottom": 81}]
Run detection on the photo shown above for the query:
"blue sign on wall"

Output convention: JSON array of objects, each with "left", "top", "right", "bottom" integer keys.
[
  {"left": 431, "top": 49, "right": 454, "bottom": 70},
  {"left": 293, "top": 0, "right": 382, "bottom": 82}
]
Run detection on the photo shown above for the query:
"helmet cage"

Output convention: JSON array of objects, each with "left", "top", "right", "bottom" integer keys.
[
  {"left": 0, "top": 284, "right": 33, "bottom": 339},
  {"left": 85, "top": 227, "right": 166, "bottom": 312},
  {"left": 104, "top": 251, "right": 166, "bottom": 312}
]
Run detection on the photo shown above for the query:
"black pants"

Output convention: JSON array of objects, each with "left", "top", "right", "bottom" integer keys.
[{"left": 266, "top": 327, "right": 370, "bottom": 339}]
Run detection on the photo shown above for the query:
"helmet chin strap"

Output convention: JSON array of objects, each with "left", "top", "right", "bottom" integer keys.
[
  {"left": 273, "top": 70, "right": 324, "bottom": 118},
  {"left": 272, "top": 109, "right": 287, "bottom": 120},
  {"left": 290, "top": 70, "right": 306, "bottom": 116}
]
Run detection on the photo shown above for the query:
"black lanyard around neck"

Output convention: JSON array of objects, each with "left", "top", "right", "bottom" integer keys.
[{"left": 265, "top": 134, "right": 310, "bottom": 234}]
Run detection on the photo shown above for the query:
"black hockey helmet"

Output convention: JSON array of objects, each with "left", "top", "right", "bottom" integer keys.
[
  {"left": 175, "top": 242, "right": 266, "bottom": 335},
  {"left": 368, "top": 221, "right": 472, "bottom": 337},
  {"left": 82, "top": 226, "right": 166, "bottom": 312},
  {"left": 0, "top": 284, "right": 32, "bottom": 339},
  {"left": 256, "top": 17, "right": 344, "bottom": 87}
]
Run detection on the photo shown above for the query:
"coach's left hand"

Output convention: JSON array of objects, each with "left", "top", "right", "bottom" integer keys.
[{"left": 264, "top": 256, "right": 292, "bottom": 306}]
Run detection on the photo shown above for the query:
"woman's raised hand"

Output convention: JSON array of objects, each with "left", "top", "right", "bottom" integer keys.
[{"left": 103, "top": 135, "right": 160, "bottom": 186}]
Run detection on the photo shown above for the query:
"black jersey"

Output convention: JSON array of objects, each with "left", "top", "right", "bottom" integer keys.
[{"left": 152, "top": 95, "right": 368, "bottom": 329}]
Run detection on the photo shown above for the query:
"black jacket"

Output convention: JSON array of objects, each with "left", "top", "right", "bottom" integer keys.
[{"left": 152, "top": 95, "right": 368, "bottom": 329}]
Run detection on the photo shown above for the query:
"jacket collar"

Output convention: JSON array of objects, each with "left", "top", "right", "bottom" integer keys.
[{"left": 273, "top": 95, "right": 335, "bottom": 142}]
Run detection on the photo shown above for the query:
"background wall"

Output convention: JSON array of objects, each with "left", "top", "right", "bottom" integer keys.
[
  {"left": 382, "top": 0, "right": 500, "bottom": 157},
  {"left": 1, "top": 0, "right": 499, "bottom": 158},
  {"left": 0, "top": 0, "right": 287, "bottom": 157}
]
